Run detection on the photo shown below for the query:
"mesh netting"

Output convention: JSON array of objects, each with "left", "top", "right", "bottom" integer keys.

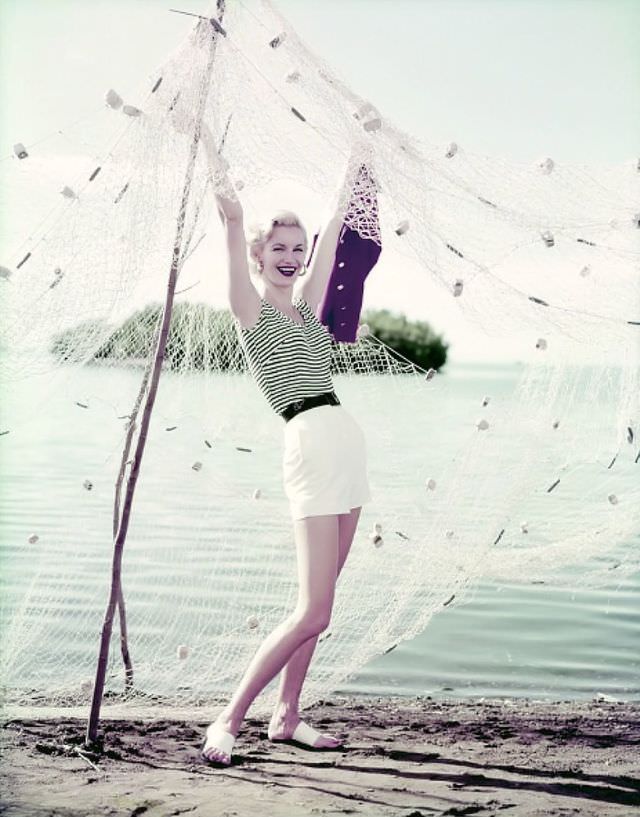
[{"left": 0, "top": 0, "right": 638, "bottom": 715}]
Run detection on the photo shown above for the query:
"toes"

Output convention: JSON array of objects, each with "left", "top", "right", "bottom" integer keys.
[
  {"left": 203, "top": 748, "right": 230, "bottom": 763},
  {"left": 215, "top": 751, "right": 229, "bottom": 761}
]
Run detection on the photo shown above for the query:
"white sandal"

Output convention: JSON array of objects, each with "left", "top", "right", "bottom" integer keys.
[
  {"left": 270, "top": 719, "right": 342, "bottom": 750},
  {"left": 201, "top": 723, "right": 235, "bottom": 764}
]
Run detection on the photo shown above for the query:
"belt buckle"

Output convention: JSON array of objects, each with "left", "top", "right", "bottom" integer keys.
[{"left": 293, "top": 399, "right": 304, "bottom": 411}]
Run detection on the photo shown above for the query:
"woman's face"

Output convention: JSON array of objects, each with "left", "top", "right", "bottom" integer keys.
[{"left": 258, "top": 225, "right": 307, "bottom": 286}]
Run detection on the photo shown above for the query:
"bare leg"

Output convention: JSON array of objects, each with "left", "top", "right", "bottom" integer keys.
[
  {"left": 202, "top": 512, "right": 340, "bottom": 763},
  {"left": 273, "top": 507, "right": 361, "bottom": 710},
  {"left": 268, "top": 507, "right": 362, "bottom": 747}
]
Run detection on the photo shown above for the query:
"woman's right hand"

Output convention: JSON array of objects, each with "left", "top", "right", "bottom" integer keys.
[
  {"left": 197, "top": 125, "right": 242, "bottom": 222},
  {"left": 215, "top": 191, "right": 243, "bottom": 224},
  {"left": 169, "top": 103, "right": 240, "bottom": 214}
]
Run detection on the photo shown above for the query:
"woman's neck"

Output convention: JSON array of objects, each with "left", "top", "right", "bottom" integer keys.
[{"left": 264, "top": 286, "right": 296, "bottom": 313}]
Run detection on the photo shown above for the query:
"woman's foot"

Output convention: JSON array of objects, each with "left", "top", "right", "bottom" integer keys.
[
  {"left": 267, "top": 703, "right": 343, "bottom": 749},
  {"left": 201, "top": 709, "right": 241, "bottom": 765}
]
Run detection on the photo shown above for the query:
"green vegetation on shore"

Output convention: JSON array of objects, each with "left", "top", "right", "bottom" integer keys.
[
  {"left": 51, "top": 302, "right": 447, "bottom": 373},
  {"left": 360, "top": 308, "right": 447, "bottom": 372}
]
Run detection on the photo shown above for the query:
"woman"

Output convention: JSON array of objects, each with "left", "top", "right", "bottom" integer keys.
[{"left": 201, "top": 138, "right": 371, "bottom": 766}]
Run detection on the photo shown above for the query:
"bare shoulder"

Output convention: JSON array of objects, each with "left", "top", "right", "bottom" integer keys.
[{"left": 232, "top": 284, "right": 262, "bottom": 331}]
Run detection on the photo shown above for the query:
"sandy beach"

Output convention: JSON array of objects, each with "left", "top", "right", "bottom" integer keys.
[{"left": 1, "top": 695, "right": 639, "bottom": 816}]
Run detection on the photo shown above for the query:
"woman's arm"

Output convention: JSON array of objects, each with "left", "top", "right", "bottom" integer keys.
[
  {"left": 298, "top": 214, "right": 343, "bottom": 314},
  {"left": 200, "top": 126, "right": 261, "bottom": 329},
  {"left": 298, "top": 154, "right": 356, "bottom": 313},
  {"left": 219, "top": 202, "right": 261, "bottom": 330},
  {"left": 301, "top": 158, "right": 381, "bottom": 343}
]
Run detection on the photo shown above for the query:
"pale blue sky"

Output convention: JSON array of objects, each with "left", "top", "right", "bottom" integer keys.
[
  {"left": 1, "top": 0, "right": 637, "bottom": 162},
  {"left": 0, "top": 0, "right": 637, "bottom": 361}
]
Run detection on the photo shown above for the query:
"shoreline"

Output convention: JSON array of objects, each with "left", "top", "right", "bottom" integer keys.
[{"left": 2, "top": 695, "right": 639, "bottom": 816}]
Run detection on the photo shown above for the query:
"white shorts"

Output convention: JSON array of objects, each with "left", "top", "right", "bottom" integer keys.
[{"left": 282, "top": 404, "right": 371, "bottom": 520}]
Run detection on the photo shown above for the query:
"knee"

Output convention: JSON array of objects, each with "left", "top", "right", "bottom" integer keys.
[{"left": 291, "top": 608, "right": 331, "bottom": 637}]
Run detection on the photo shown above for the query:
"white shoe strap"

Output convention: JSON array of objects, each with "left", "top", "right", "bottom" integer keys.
[
  {"left": 292, "top": 720, "right": 321, "bottom": 746},
  {"left": 205, "top": 725, "right": 235, "bottom": 755}
]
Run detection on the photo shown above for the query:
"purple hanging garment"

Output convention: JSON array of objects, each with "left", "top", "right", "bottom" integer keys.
[{"left": 316, "top": 164, "right": 382, "bottom": 343}]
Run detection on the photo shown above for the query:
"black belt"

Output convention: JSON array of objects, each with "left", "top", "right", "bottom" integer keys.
[{"left": 280, "top": 390, "right": 341, "bottom": 422}]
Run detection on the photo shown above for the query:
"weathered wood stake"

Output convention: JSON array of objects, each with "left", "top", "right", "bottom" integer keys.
[{"left": 85, "top": 2, "right": 226, "bottom": 746}]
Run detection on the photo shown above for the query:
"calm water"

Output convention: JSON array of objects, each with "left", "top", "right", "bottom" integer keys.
[{"left": 1, "top": 360, "right": 638, "bottom": 702}]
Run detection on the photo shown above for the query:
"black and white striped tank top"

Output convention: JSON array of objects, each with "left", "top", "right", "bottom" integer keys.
[{"left": 237, "top": 296, "right": 335, "bottom": 415}]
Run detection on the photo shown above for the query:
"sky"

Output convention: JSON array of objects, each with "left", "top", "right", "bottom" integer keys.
[{"left": 0, "top": 0, "right": 637, "bottom": 362}]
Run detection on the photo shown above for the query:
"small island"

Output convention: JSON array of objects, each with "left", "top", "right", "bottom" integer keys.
[{"left": 51, "top": 303, "right": 448, "bottom": 374}]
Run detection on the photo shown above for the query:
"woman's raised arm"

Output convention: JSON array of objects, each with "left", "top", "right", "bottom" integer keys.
[
  {"left": 298, "top": 214, "right": 343, "bottom": 314},
  {"left": 199, "top": 125, "right": 261, "bottom": 329},
  {"left": 298, "top": 156, "right": 353, "bottom": 314}
]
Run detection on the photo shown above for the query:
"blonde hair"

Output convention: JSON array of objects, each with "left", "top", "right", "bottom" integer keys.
[{"left": 247, "top": 211, "right": 308, "bottom": 274}]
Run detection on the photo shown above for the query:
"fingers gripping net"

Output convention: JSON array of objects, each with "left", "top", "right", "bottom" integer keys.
[{"left": 0, "top": 0, "right": 638, "bottom": 714}]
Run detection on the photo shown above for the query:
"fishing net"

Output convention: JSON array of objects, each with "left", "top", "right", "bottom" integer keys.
[{"left": 0, "top": 0, "right": 638, "bottom": 715}]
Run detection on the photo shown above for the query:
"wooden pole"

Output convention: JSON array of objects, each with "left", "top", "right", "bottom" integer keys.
[
  {"left": 112, "top": 357, "right": 156, "bottom": 691},
  {"left": 112, "top": 209, "right": 209, "bottom": 692},
  {"left": 86, "top": 1, "right": 226, "bottom": 746},
  {"left": 111, "top": 107, "right": 232, "bottom": 699}
]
